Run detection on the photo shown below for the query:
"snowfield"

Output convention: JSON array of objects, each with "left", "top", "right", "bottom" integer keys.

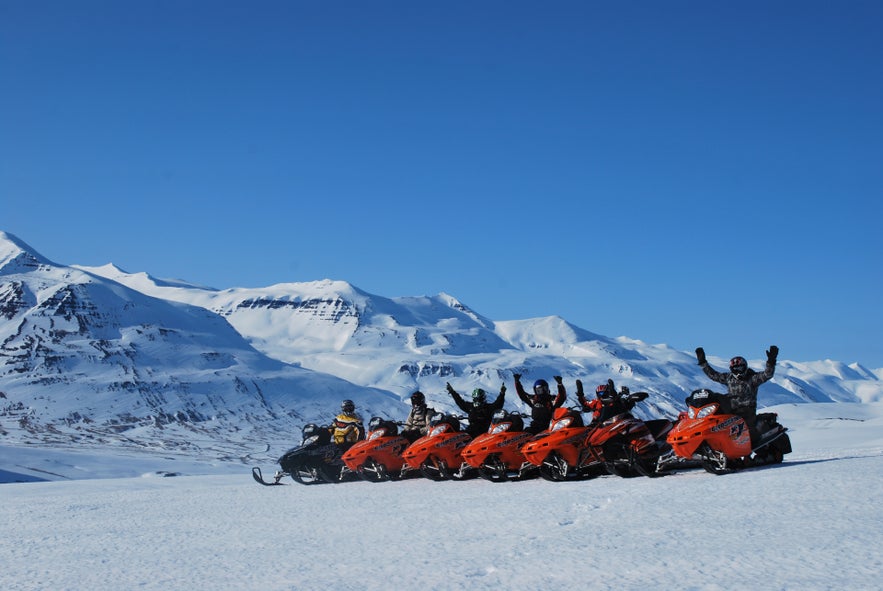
[{"left": 2, "top": 402, "right": 882, "bottom": 591}]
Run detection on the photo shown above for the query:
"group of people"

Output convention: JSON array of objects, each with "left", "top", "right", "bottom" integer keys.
[{"left": 328, "top": 345, "right": 779, "bottom": 448}]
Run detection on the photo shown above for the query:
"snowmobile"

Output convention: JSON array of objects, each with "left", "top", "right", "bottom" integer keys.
[
  {"left": 521, "top": 389, "right": 672, "bottom": 481},
  {"left": 252, "top": 423, "right": 349, "bottom": 486},
  {"left": 400, "top": 412, "right": 475, "bottom": 480},
  {"left": 520, "top": 406, "right": 600, "bottom": 481},
  {"left": 460, "top": 410, "right": 537, "bottom": 482},
  {"left": 340, "top": 416, "right": 410, "bottom": 482},
  {"left": 658, "top": 388, "right": 792, "bottom": 475},
  {"left": 581, "top": 393, "right": 673, "bottom": 478}
]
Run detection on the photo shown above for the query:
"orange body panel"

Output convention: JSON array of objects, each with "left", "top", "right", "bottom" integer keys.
[
  {"left": 521, "top": 426, "right": 590, "bottom": 467},
  {"left": 667, "top": 404, "right": 751, "bottom": 460},
  {"left": 461, "top": 430, "right": 534, "bottom": 469},
  {"left": 341, "top": 429, "right": 409, "bottom": 473},
  {"left": 402, "top": 423, "right": 472, "bottom": 470}
]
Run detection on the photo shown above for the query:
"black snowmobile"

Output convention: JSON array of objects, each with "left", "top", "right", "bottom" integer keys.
[{"left": 252, "top": 423, "right": 350, "bottom": 486}]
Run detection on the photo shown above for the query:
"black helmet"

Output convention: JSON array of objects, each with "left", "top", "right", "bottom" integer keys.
[
  {"left": 341, "top": 399, "right": 355, "bottom": 413},
  {"left": 410, "top": 391, "right": 425, "bottom": 406},
  {"left": 729, "top": 356, "right": 748, "bottom": 376},
  {"left": 533, "top": 379, "right": 550, "bottom": 398},
  {"left": 472, "top": 388, "right": 487, "bottom": 406}
]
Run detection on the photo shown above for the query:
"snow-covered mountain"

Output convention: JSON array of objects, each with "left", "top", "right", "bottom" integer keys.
[
  {"left": 78, "top": 258, "right": 883, "bottom": 416},
  {"left": 2, "top": 230, "right": 881, "bottom": 460},
  {"left": 0, "top": 232, "right": 401, "bottom": 456}
]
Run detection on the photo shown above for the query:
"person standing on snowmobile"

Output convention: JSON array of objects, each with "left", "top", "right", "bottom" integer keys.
[
  {"left": 401, "top": 391, "right": 436, "bottom": 443},
  {"left": 514, "top": 374, "right": 567, "bottom": 434},
  {"left": 446, "top": 382, "right": 506, "bottom": 437},
  {"left": 331, "top": 399, "right": 364, "bottom": 447},
  {"left": 695, "top": 345, "right": 778, "bottom": 444}
]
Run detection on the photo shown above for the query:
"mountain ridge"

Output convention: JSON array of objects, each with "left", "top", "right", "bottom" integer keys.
[{"left": 1, "top": 230, "right": 880, "bottom": 461}]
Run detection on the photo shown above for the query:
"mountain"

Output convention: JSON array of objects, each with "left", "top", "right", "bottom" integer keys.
[
  {"left": 0, "top": 232, "right": 401, "bottom": 456},
  {"left": 3, "top": 230, "right": 881, "bottom": 461},
  {"left": 76, "top": 249, "right": 883, "bottom": 417}
]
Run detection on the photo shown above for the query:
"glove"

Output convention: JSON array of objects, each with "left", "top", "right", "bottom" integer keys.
[
  {"left": 500, "top": 383, "right": 507, "bottom": 395},
  {"left": 513, "top": 373, "right": 521, "bottom": 381},
  {"left": 767, "top": 345, "right": 779, "bottom": 364},
  {"left": 695, "top": 347, "right": 707, "bottom": 365},
  {"left": 576, "top": 379, "right": 584, "bottom": 395},
  {"left": 553, "top": 375, "right": 563, "bottom": 384},
  {"left": 446, "top": 382, "right": 455, "bottom": 395}
]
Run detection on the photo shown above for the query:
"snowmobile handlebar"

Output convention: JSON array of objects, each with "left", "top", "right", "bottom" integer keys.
[{"left": 627, "top": 392, "right": 649, "bottom": 403}]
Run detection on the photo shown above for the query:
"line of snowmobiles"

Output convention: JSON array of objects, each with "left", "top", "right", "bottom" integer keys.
[{"left": 252, "top": 388, "right": 792, "bottom": 486}]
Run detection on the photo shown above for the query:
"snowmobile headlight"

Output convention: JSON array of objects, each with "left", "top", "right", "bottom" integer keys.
[
  {"left": 368, "top": 428, "right": 387, "bottom": 441},
  {"left": 303, "top": 435, "right": 320, "bottom": 445},
  {"left": 429, "top": 424, "right": 449, "bottom": 437},
  {"left": 490, "top": 423, "right": 511, "bottom": 435},
  {"left": 696, "top": 404, "right": 719, "bottom": 419},
  {"left": 551, "top": 417, "right": 573, "bottom": 431}
]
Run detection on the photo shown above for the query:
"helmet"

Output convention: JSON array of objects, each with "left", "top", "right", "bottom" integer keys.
[
  {"left": 410, "top": 391, "right": 425, "bottom": 406},
  {"left": 472, "top": 388, "right": 487, "bottom": 406},
  {"left": 729, "top": 356, "right": 748, "bottom": 376},
  {"left": 533, "top": 379, "right": 550, "bottom": 398},
  {"left": 341, "top": 399, "right": 355, "bottom": 413},
  {"left": 596, "top": 383, "right": 614, "bottom": 402}
]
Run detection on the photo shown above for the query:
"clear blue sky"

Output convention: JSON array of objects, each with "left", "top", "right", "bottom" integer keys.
[{"left": 2, "top": 1, "right": 882, "bottom": 367}]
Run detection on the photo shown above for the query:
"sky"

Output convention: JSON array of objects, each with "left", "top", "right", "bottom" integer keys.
[{"left": 2, "top": 1, "right": 882, "bottom": 367}]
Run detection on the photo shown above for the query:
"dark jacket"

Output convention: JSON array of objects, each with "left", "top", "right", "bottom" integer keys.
[
  {"left": 577, "top": 380, "right": 636, "bottom": 424},
  {"left": 514, "top": 377, "right": 566, "bottom": 434},
  {"left": 449, "top": 386, "right": 505, "bottom": 437},
  {"left": 700, "top": 360, "right": 775, "bottom": 416}
]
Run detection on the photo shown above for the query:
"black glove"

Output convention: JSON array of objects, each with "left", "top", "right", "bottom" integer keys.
[
  {"left": 695, "top": 347, "right": 707, "bottom": 365},
  {"left": 446, "top": 382, "right": 455, "bottom": 395},
  {"left": 513, "top": 373, "right": 521, "bottom": 381},
  {"left": 553, "top": 375, "right": 563, "bottom": 384},
  {"left": 766, "top": 345, "right": 779, "bottom": 364},
  {"left": 500, "top": 383, "right": 507, "bottom": 395},
  {"left": 576, "top": 379, "right": 584, "bottom": 396}
]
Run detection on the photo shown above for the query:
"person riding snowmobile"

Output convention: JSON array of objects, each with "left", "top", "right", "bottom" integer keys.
[
  {"left": 514, "top": 374, "right": 567, "bottom": 434},
  {"left": 401, "top": 391, "right": 437, "bottom": 443},
  {"left": 331, "top": 399, "right": 364, "bottom": 447},
  {"left": 695, "top": 345, "right": 778, "bottom": 445},
  {"left": 446, "top": 382, "right": 506, "bottom": 437},
  {"left": 576, "top": 379, "right": 638, "bottom": 425}
]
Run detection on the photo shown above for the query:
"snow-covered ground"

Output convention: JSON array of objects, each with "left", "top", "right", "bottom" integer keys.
[{"left": 2, "top": 402, "right": 882, "bottom": 591}]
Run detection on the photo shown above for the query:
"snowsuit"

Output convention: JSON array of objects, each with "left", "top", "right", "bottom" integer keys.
[
  {"left": 515, "top": 377, "right": 566, "bottom": 434},
  {"left": 331, "top": 411, "right": 364, "bottom": 446},
  {"left": 401, "top": 404, "right": 436, "bottom": 443},
  {"left": 580, "top": 392, "right": 635, "bottom": 423},
  {"left": 577, "top": 381, "right": 635, "bottom": 424},
  {"left": 699, "top": 359, "right": 775, "bottom": 445},
  {"left": 448, "top": 387, "right": 505, "bottom": 437}
]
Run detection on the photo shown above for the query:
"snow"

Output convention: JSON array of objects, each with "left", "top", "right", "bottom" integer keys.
[{"left": 2, "top": 402, "right": 882, "bottom": 591}]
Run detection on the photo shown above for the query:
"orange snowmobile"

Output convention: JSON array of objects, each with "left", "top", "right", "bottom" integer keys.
[
  {"left": 661, "top": 388, "right": 791, "bottom": 474},
  {"left": 340, "top": 416, "right": 410, "bottom": 482},
  {"left": 401, "top": 413, "right": 475, "bottom": 480},
  {"left": 460, "top": 410, "right": 537, "bottom": 482}
]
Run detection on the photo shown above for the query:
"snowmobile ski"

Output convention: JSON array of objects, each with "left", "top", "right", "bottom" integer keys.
[{"left": 252, "top": 466, "right": 287, "bottom": 486}]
